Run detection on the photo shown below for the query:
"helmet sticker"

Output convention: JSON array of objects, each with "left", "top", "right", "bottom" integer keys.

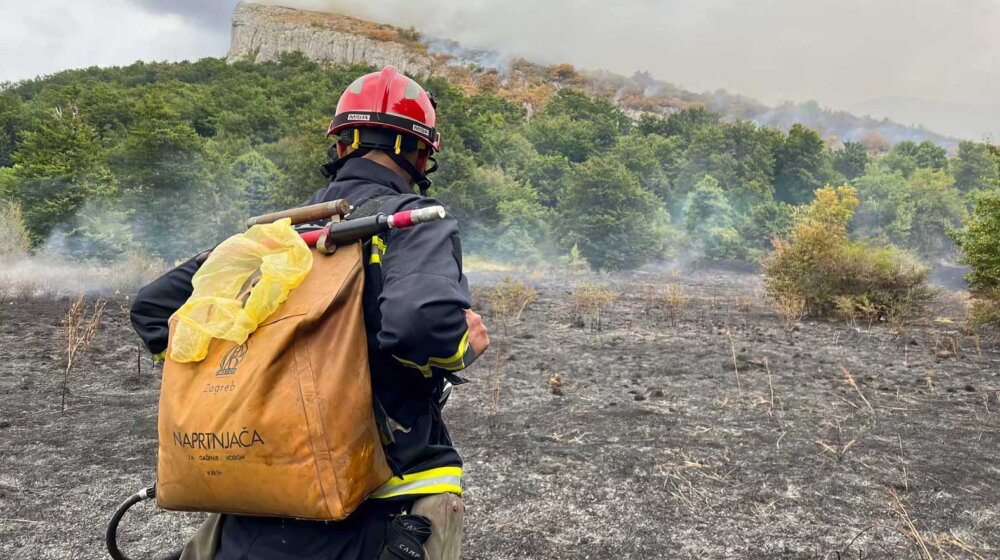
[
  {"left": 404, "top": 78, "right": 422, "bottom": 100},
  {"left": 348, "top": 77, "right": 365, "bottom": 94}
]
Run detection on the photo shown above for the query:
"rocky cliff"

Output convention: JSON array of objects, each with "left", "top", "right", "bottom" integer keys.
[
  {"left": 226, "top": 2, "right": 954, "bottom": 146},
  {"left": 227, "top": 3, "right": 434, "bottom": 75}
]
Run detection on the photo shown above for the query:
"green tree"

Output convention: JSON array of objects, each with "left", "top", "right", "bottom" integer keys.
[
  {"left": 480, "top": 128, "right": 569, "bottom": 207},
  {"left": 914, "top": 140, "right": 948, "bottom": 171},
  {"left": 882, "top": 140, "right": 948, "bottom": 177},
  {"left": 852, "top": 164, "right": 913, "bottom": 246},
  {"left": 524, "top": 113, "right": 603, "bottom": 163},
  {"left": 232, "top": 149, "right": 284, "bottom": 217},
  {"left": 684, "top": 175, "right": 744, "bottom": 260},
  {"left": 737, "top": 198, "right": 795, "bottom": 256},
  {"left": 525, "top": 88, "right": 629, "bottom": 163},
  {"left": 261, "top": 118, "right": 332, "bottom": 208},
  {"left": 678, "top": 120, "right": 780, "bottom": 206},
  {"left": 853, "top": 165, "right": 965, "bottom": 256},
  {"left": 833, "top": 140, "right": 869, "bottom": 181},
  {"left": 608, "top": 133, "right": 682, "bottom": 202},
  {"left": 557, "top": 159, "right": 662, "bottom": 270},
  {"left": 905, "top": 168, "right": 966, "bottom": 256},
  {"left": 659, "top": 107, "right": 720, "bottom": 147},
  {"left": 953, "top": 190, "right": 1000, "bottom": 292},
  {"left": 953, "top": 141, "right": 999, "bottom": 194},
  {"left": 11, "top": 106, "right": 113, "bottom": 244},
  {"left": 0, "top": 92, "right": 26, "bottom": 167},
  {"left": 436, "top": 166, "right": 552, "bottom": 261},
  {"left": 111, "top": 95, "right": 215, "bottom": 258},
  {"left": 774, "top": 124, "right": 836, "bottom": 205},
  {"left": 542, "top": 88, "right": 630, "bottom": 136}
]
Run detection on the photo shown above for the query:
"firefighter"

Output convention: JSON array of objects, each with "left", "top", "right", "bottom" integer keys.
[{"left": 130, "top": 66, "right": 489, "bottom": 560}]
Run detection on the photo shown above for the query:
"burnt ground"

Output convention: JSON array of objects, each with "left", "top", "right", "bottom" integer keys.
[{"left": 1, "top": 267, "right": 999, "bottom": 560}]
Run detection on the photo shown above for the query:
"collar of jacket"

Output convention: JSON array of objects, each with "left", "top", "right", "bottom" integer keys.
[{"left": 335, "top": 157, "right": 415, "bottom": 195}]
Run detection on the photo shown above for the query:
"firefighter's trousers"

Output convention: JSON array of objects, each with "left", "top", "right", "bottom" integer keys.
[{"left": 179, "top": 493, "right": 465, "bottom": 560}]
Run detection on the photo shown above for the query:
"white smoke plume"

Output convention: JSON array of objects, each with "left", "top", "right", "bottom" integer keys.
[{"left": 257, "top": 0, "right": 1000, "bottom": 140}]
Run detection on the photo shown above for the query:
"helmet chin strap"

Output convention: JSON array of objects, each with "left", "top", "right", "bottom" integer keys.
[
  {"left": 387, "top": 152, "right": 432, "bottom": 195},
  {"left": 319, "top": 146, "right": 369, "bottom": 179},
  {"left": 321, "top": 144, "right": 437, "bottom": 196}
]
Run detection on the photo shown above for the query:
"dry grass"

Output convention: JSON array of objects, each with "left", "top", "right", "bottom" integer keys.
[
  {"left": 571, "top": 282, "right": 618, "bottom": 332},
  {"left": 486, "top": 277, "right": 537, "bottom": 334},
  {"left": 61, "top": 295, "right": 106, "bottom": 411},
  {"left": 661, "top": 283, "right": 689, "bottom": 326},
  {"left": 485, "top": 277, "right": 537, "bottom": 413},
  {"left": 265, "top": 6, "right": 430, "bottom": 53},
  {"left": 772, "top": 293, "right": 807, "bottom": 329},
  {"left": 640, "top": 282, "right": 689, "bottom": 326}
]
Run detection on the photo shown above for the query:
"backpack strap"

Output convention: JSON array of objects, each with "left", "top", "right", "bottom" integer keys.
[{"left": 346, "top": 194, "right": 408, "bottom": 221}]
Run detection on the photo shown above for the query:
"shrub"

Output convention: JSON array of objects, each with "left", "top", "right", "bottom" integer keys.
[
  {"left": 764, "top": 186, "right": 930, "bottom": 321},
  {"left": 571, "top": 282, "right": 618, "bottom": 331},
  {"left": 953, "top": 190, "right": 1000, "bottom": 328},
  {"left": 0, "top": 199, "right": 30, "bottom": 258},
  {"left": 485, "top": 276, "right": 537, "bottom": 334}
]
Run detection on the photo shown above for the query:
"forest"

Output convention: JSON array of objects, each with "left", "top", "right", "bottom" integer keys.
[{"left": 0, "top": 53, "right": 997, "bottom": 273}]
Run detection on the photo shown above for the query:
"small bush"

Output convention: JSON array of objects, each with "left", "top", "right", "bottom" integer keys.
[
  {"left": 968, "top": 295, "right": 1000, "bottom": 331},
  {"left": 486, "top": 276, "right": 537, "bottom": 333},
  {"left": 0, "top": 199, "right": 30, "bottom": 258},
  {"left": 764, "top": 186, "right": 930, "bottom": 321},
  {"left": 571, "top": 282, "right": 618, "bottom": 331},
  {"left": 660, "top": 283, "right": 688, "bottom": 326}
]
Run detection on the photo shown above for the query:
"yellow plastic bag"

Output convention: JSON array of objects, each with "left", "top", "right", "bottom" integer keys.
[{"left": 170, "top": 218, "right": 313, "bottom": 363}]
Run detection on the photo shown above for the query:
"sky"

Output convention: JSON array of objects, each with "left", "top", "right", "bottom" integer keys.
[{"left": 1, "top": 0, "right": 997, "bottom": 140}]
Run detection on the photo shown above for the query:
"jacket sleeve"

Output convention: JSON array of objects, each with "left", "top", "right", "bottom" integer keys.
[
  {"left": 129, "top": 253, "right": 205, "bottom": 355},
  {"left": 377, "top": 201, "right": 475, "bottom": 377}
]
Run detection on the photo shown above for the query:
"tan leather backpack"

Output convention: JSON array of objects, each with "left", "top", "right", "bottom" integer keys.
[{"left": 155, "top": 243, "right": 392, "bottom": 520}]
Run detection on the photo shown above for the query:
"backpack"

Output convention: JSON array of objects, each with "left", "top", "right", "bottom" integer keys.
[{"left": 155, "top": 198, "right": 402, "bottom": 521}]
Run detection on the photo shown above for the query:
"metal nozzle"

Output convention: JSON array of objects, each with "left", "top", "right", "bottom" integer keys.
[{"left": 410, "top": 206, "right": 446, "bottom": 224}]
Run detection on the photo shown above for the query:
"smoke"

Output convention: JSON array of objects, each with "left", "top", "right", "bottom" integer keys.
[
  {"left": 0, "top": 254, "right": 165, "bottom": 298},
  {"left": 256, "top": 0, "right": 1000, "bottom": 140}
]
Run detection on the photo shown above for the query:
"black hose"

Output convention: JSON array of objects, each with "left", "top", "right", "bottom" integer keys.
[{"left": 106, "top": 484, "right": 182, "bottom": 560}]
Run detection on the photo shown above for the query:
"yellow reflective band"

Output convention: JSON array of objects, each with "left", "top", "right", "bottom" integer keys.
[
  {"left": 352, "top": 129, "right": 360, "bottom": 150},
  {"left": 394, "top": 134, "right": 403, "bottom": 155},
  {"left": 370, "top": 466, "right": 463, "bottom": 499},
  {"left": 392, "top": 330, "right": 470, "bottom": 378},
  {"left": 369, "top": 235, "right": 386, "bottom": 265},
  {"left": 382, "top": 466, "right": 462, "bottom": 485},
  {"left": 392, "top": 355, "right": 432, "bottom": 377},
  {"left": 153, "top": 351, "right": 166, "bottom": 362},
  {"left": 371, "top": 483, "right": 463, "bottom": 500}
]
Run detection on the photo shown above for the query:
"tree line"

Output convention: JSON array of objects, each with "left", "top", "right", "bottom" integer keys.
[{"left": 0, "top": 53, "right": 998, "bottom": 271}]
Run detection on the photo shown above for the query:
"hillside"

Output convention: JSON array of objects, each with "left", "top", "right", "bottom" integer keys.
[{"left": 228, "top": 2, "right": 956, "bottom": 149}]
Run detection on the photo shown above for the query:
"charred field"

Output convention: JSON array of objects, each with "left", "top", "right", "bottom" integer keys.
[{"left": 1, "top": 266, "right": 999, "bottom": 560}]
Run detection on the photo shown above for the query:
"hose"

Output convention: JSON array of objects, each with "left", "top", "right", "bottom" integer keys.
[{"left": 106, "top": 484, "right": 181, "bottom": 560}]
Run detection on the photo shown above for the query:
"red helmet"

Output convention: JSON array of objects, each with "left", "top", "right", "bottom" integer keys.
[{"left": 327, "top": 66, "right": 441, "bottom": 152}]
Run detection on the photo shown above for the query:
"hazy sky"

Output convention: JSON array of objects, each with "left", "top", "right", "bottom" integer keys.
[{"left": 1, "top": 0, "right": 997, "bottom": 139}]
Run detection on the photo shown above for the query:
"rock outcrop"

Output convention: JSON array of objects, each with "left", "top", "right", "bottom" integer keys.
[{"left": 227, "top": 3, "right": 434, "bottom": 75}]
